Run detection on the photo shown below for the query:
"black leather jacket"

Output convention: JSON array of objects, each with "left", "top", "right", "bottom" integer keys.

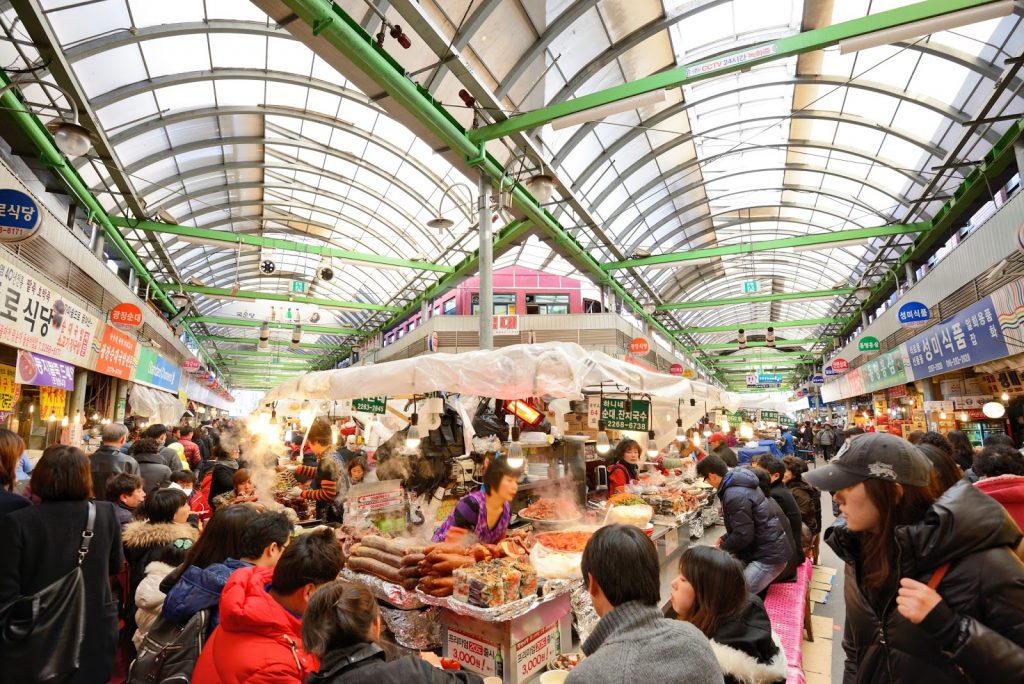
[{"left": 827, "top": 481, "right": 1024, "bottom": 684}]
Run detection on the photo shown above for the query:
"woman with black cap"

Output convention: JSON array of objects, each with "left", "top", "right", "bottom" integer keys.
[{"left": 805, "top": 432, "right": 1024, "bottom": 683}]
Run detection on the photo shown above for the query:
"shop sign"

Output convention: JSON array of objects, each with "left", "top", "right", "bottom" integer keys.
[
  {"left": 182, "top": 358, "right": 201, "bottom": 373},
  {"left": 824, "top": 366, "right": 836, "bottom": 376},
  {"left": 682, "top": 367, "right": 697, "bottom": 379},
  {"left": 832, "top": 358, "right": 849, "bottom": 371},
  {"left": 39, "top": 386, "right": 65, "bottom": 419},
  {"left": 779, "top": 415, "right": 795, "bottom": 427},
  {"left": 887, "top": 384, "right": 908, "bottom": 399},
  {"left": 669, "top": 363, "right": 684, "bottom": 375},
  {"left": 492, "top": 315, "right": 519, "bottom": 336},
  {"left": 940, "top": 378, "right": 964, "bottom": 397},
  {"left": 685, "top": 42, "right": 778, "bottom": 77},
  {"left": 858, "top": 336, "right": 880, "bottom": 352},
  {"left": 746, "top": 383, "right": 774, "bottom": 389},
  {"left": 0, "top": 188, "right": 41, "bottom": 242},
  {"left": 923, "top": 400, "right": 955, "bottom": 413},
  {"left": 96, "top": 325, "right": 138, "bottom": 380},
  {"left": 446, "top": 628, "right": 499, "bottom": 677},
  {"left": 109, "top": 303, "right": 143, "bottom": 329},
  {"left": 0, "top": 364, "right": 14, "bottom": 412},
  {"left": 858, "top": 347, "right": 909, "bottom": 393},
  {"left": 352, "top": 396, "right": 387, "bottom": 414},
  {"left": 290, "top": 280, "right": 305, "bottom": 294},
  {"left": 811, "top": 374, "right": 824, "bottom": 384},
  {"left": 760, "top": 410, "right": 779, "bottom": 422},
  {"left": 0, "top": 252, "right": 99, "bottom": 366},
  {"left": 629, "top": 337, "right": 650, "bottom": 354},
  {"left": 16, "top": 350, "right": 74, "bottom": 390},
  {"left": 897, "top": 301, "right": 931, "bottom": 328},
  {"left": 427, "top": 331, "right": 439, "bottom": 352},
  {"left": 513, "top": 621, "right": 560, "bottom": 681},
  {"left": 952, "top": 395, "right": 991, "bottom": 410},
  {"left": 905, "top": 295, "right": 1008, "bottom": 381},
  {"left": 758, "top": 373, "right": 783, "bottom": 384},
  {"left": 134, "top": 347, "right": 182, "bottom": 393},
  {"left": 347, "top": 480, "right": 405, "bottom": 516},
  {"left": 600, "top": 397, "right": 651, "bottom": 431}
]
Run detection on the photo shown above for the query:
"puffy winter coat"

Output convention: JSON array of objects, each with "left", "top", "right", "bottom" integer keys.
[
  {"left": 975, "top": 474, "right": 1024, "bottom": 532},
  {"left": 717, "top": 468, "right": 791, "bottom": 566},
  {"left": 135, "top": 451, "right": 172, "bottom": 493},
  {"left": 122, "top": 521, "right": 200, "bottom": 635},
  {"left": 161, "top": 558, "right": 251, "bottom": 630},
  {"left": 134, "top": 560, "right": 176, "bottom": 650},
  {"left": 769, "top": 481, "right": 806, "bottom": 574},
  {"left": 785, "top": 479, "right": 821, "bottom": 535},
  {"left": 306, "top": 643, "right": 483, "bottom": 684},
  {"left": 90, "top": 444, "right": 139, "bottom": 501},
  {"left": 191, "top": 566, "right": 317, "bottom": 684},
  {"left": 709, "top": 595, "right": 787, "bottom": 684},
  {"left": 827, "top": 480, "right": 1024, "bottom": 684}
]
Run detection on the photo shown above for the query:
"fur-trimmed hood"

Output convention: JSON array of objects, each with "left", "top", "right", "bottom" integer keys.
[
  {"left": 710, "top": 637, "right": 787, "bottom": 684},
  {"left": 122, "top": 520, "right": 198, "bottom": 549},
  {"left": 710, "top": 595, "right": 787, "bottom": 684}
]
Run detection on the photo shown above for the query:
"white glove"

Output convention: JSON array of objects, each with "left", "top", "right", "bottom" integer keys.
[
  {"left": 286, "top": 464, "right": 298, "bottom": 472},
  {"left": 288, "top": 486, "right": 303, "bottom": 497}
]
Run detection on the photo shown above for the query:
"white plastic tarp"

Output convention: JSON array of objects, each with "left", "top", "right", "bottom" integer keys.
[{"left": 130, "top": 383, "right": 186, "bottom": 426}]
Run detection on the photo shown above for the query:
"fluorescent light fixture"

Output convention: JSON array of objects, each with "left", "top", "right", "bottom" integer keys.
[
  {"left": 551, "top": 89, "right": 669, "bottom": 130},
  {"left": 177, "top": 235, "right": 260, "bottom": 251},
  {"left": 792, "top": 237, "right": 870, "bottom": 253},
  {"left": 643, "top": 256, "right": 715, "bottom": 270},
  {"left": 839, "top": 1, "right": 1014, "bottom": 55}
]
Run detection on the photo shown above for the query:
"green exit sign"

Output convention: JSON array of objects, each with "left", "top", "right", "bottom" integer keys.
[
  {"left": 352, "top": 396, "right": 387, "bottom": 414},
  {"left": 743, "top": 280, "right": 758, "bottom": 293},
  {"left": 291, "top": 280, "right": 305, "bottom": 293}
]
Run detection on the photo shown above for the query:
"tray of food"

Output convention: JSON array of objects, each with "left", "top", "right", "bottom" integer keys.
[
  {"left": 453, "top": 558, "right": 538, "bottom": 608},
  {"left": 534, "top": 530, "right": 593, "bottom": 553},
  {"left": 550, "top": 653, "right": 584, "bottom": 671},
  {"left": 518, "top": 498, "right": 582, "bottom": 526}
]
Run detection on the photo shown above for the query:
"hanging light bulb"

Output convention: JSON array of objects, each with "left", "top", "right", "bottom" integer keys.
[
  {"left": 596, "top": 419, "right": 611, "bottom": 455},
  {"left": 48, "top": 412, "right": 56, "bottom": 422},
  {"left": 646, "top": 430, "right": 659, "bottom": 458},
  {"left": 722, "top": 417, "right": 731, "bottom": 433},
  {"left": 691, "top": 433, "right": 701, "bottom": 448},
  {"left": 290, "top": 324, "right": 302, "bottom": 350},
  {"left": 739, "top": 423, "right": 754, "bottom": 440},
  {"left": 405, "top": 411, "right": 421, "bottom": 450},
  {"left": 960, "top": 411, "right": 969, "bottom": 422},
  {"left": 60, "top": 415, "right": 69, "bottom": 427},
  {"left": 91, "top": 413, "right": 99, "bottom": 421},
  {"left": 623, "top": 394, "right": 633, "bottom": 413},
  {"left": 331, "top": 424, "right": 339, "bottom": 445},
  {"left": 73, "top": 412, "right": 81, "bottom": 424},
  {"left": 258, "top": 321, "right": 271, "bottom": 350},
  {"left": 675, "top": 418, "right": 685, "bottom": 441},
  {"left": 506, "top": 425, "right": 525, "bottom": 468},
  {"left": 299, "top": 406, "right": 313, "bottom": 428},
  {"left": 1002, "top": 391, "right": 1010, "bottom": 402},
  {"left": 939, "top": 411, "right": 947, "bottom": 420},
  {"left": 28, "top": 404, "right": 34, "bottom": 414}
]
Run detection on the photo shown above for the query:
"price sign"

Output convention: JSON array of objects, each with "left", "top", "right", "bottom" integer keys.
[
  {"left": 514, "top": 622, "right": 560, "bottom": 681},
  {"left": 447, "top": 627, "right": 499, "bottom": 677},
  {"left": 352, "top": 396, "right": 387, "bottom": 414},
  {"left": 348, "top": 480, "right": 405, "bottom": 515}
]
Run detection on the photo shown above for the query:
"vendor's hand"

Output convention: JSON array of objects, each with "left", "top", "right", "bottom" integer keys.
[
  {"left": 419, "top": 651, "right": 442, "bottom": 668},
  {"left": 288, "top": 486, "right": 303, "bottom": 497},
  {"left": 896, "top": 578, "right": 943, "bottom": 624}
]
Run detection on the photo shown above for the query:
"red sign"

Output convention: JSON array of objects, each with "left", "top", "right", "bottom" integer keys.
[
  {"left": 182, "top": 358, "right": 201, "bottom": 373},
  {"left": 832, "top": 358, "right": 849, "bottom": 372},
  {"left": 96, "top": 325, "right": 137, "bottom": 380},
  {"left": 491, "top": 315, "right": 519, "bottom": 336},
  {"left": 887, "top": 384, "right": 908, "bottom": 399},
  {"left": 109, "top": 303, "right": 143, "bottom": 328},
  {"left": 629, "top": 337, "right": 650, "bottom": 354},
  {"left": 669, "top": 363, "right": 684, "bottom": 375}
]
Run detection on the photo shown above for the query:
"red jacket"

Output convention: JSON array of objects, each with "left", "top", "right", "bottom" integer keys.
[
  {"left": 179, "top": 437, "right": 202, "bottom": 468},
  {"left": 191, "top": 566, "right": 317, "bottom": 684},
  {"left": 976, "top": 474, "right": 1024, "bottom": 532}
]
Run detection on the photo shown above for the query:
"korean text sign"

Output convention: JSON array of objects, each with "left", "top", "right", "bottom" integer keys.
[
  {"left": 134, "top": 346, "right": 182, "bottom": 393},
  {"left": 16, "top": 350, "right": 75, "bottom": 390},
  {"left": 905, "top": 295, "right": 1008, "bottom": 380},
  {"left": 96, "top": 325, "right": 138, "bottom": 380},
  {"left": 0, "top": 252, "right": 98, "bottom": 366},
  {"left": 600, "top": 397, "right": 651, "bottom": 431}
]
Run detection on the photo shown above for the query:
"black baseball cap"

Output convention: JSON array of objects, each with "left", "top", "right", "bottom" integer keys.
[{"left": 804, "top": 432, "right": 932, "bottom": 492}]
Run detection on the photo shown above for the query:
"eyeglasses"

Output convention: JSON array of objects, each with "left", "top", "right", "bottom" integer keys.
[{"left": 173, "top": 538, "right": 194, "bottom": 550}]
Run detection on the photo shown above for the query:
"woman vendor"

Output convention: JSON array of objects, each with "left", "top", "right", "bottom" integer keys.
[
  {"left": 432, "top": 457, "right": 520, "bottom": 543},
  {"left": 607, "top": 439, "right": 642, "bottom": 495}
]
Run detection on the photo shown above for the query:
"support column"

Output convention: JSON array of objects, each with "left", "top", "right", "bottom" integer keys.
[
  {"left": 70, "top": 369, "right": 88, "bottom": 421},
  {"left": 478, "top": 172, "right": 493, "bottom": 350},
  {"left": 114, "top": 379, "right": 129, "bottom": 422},
  {"left": 904, "top": 261, "right": 915, "bottom": 288},
  {"left": 127, "top": 269, "right": 138, "bottom": 292},
  {"left": 1014, "top": 141, "right": 1024, "bottom": 178},
  {"left": 861, "top": 310, "right": 870, "bottom": 329},
  {"left": 93, "top": 233, "right": 105, "bottom": 261}
]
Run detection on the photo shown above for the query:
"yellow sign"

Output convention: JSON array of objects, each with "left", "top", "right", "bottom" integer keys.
[
  {"left": 39, "top": 386, "right": 66, "bottom": 419},
  {"left": 0, "top": 364, "right": 14, "bottom": 411}
]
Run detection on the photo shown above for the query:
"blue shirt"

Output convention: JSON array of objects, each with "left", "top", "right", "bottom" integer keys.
[
  {"left": 15, "top": 453, "right": 32, "bottom": 480},
  {"left": 782, "top": 433, "right": 795, "bottom": 455}
]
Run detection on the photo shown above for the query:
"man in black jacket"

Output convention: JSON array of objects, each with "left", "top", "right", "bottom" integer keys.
[
  {"left": 707, "top": 432, "right": 738, "bottom": 467},
  {"left": 90, "top": 422, "right": 138, "bottom": 501}
]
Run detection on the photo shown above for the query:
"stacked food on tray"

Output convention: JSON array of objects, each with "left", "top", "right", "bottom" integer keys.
[
  {"left": 453, "top": 558, "right": 538, "bottom": 608},
  {"left": 641, "top": 490, "right": 700, "bottom": 517},
  {"left": 519, "top": 497, "right": 580, "bottom": 521},
  {"left": 345, "top": 536, "right": 429, "bottom": 590}
]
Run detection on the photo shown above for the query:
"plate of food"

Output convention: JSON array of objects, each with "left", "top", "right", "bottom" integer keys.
[
  {"left": 534, "top": 530, "right": 593, "bottom": 553},
  {"left": 518, "top": 498, "right": 582, "bottom": 526},
  {"left": 550, "top": 653, "right": 584, "bottom": 671}
]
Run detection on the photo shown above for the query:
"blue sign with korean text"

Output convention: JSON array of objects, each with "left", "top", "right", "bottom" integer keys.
[
  {"left": 906, "top": 295, "right": 1009, "bottom": 380},
  {"left": 824, "top": 366, "right": 836, "bottom": 376},
  {"left": 897, "top": 301, "right": 931, "bottom": 328},
  {"left": 757, "top": 373, "right": 783, "bottom": 384},
  {"left": 811, "top": 375, "right": 824, "bottom": 384},
  {"left": 0, "top": 189, "right": 41, "bottom": 242}
]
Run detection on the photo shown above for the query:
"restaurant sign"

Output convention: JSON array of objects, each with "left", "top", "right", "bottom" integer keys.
[
  {"left": 600, "top": 397, "right": 651, "bottom": 431},
  {"left": 0, "top": 188, "right": 41, "bottom": 242},
  {"left": 352, "top": 396, "right": 387, "bottom": 414}
]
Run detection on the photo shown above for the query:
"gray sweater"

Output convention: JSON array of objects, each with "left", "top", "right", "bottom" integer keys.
[{"left": 566, "top": 601, "right": 724, "bottom": 684}]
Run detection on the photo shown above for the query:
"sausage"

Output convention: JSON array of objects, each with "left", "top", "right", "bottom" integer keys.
[
  {"left": 400, "top": 577, "right": 418, "bottom": 591},
  {"left": 347, "top": 556, "right": 404, "bottom": 584},
  {"left": 424, "top": 542, "right": 471, "bottom": 557},
  {"left": 353, "top": 546, "right": 402, "bottom": 568},
  {"left": 399, "top": 565, "right": 423, "bottom": 579},
  {"left": 400, "top": 553, "right": 425, "bottom": 568},
  {"left": 428, "top": 555, "right": 475, "bottom": 575},
  {"left": 361, "top": 536, "right": 427, "bottom": 557}
]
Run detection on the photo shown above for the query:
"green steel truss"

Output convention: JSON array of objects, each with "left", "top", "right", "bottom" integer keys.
[
  {"left": 161, "top": 284, "right": 401, "bottom": 313},
  {"left": 657, "top": 288, "right": 853, "bottom": 311}
]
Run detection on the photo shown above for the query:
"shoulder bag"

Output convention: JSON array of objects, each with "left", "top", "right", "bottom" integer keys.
[{"left": 0, "top": 501, "right": 96, "bottom": 684}]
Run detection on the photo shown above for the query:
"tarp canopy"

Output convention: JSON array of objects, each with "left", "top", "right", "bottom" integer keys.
[{"left": 129, "top": 383, "right": 186, "bottom": 426}]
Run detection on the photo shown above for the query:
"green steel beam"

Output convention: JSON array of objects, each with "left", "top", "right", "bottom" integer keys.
[
  {"left": 274, "top": 0, "right": 717, "bottom": 382},
  {"left": 711, "top": 360, "right": 808, "bottom": 368},
  {"left": 217, "top": 361, "right": 313, "bottom": 370},
  {"left": 657, "top": 288, "right": 854, "bottom": 311},
  {"left": 673, "top": 319, "right": 845, "bottom": 334},
  {"left": 212, "top": 348, "right": 334, "bottom": 359},
  {"left": 702, "top": 352, "right": 817, "bottom": 359},
  {"left": 197, "top": 334, "right": 343, "bottom": 350},
  {"left": 689, "top": 339, "right": 827, "bottom": 351},
  {"left": 606, "top": 224, "right": 925, "bottom": 271},
  {"left": 162, "top": 284, "right": 401, "bottom": 313},
  {"left": 185, "top": 316, "right": 360, "bottom": 336},
  {"left": 110, "top": 217, "right": 455, "bottom": 274},
  {"left": 469, "top": 0, "right": 1004, "bottom": 141}
]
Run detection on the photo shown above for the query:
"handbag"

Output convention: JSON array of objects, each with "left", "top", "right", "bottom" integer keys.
[{"left": 0, "top": 501, "right": 96, "bottom": 684}]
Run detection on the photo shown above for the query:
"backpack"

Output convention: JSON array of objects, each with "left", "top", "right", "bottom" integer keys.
[{"left": 127, "top": 608, "right": 209, "bottom": 683}]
